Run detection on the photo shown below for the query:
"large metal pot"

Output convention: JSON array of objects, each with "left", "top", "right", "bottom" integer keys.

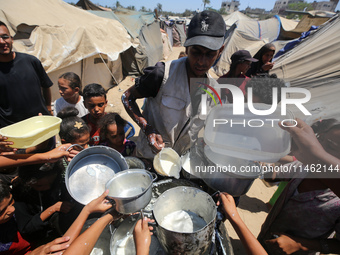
[
  {"left": 200, "top": 145, "right": 258, "bottom": 196},
  {"left": 106, "top": 169, "right": 157, "bottom": 214},
  {"left": 153, "top": 186, "right": 216, "bottom": 255},
  {"left": 110, "top": 214, "right": 166, "bottom": 255},
  {"left": 65, "top": 146, "right": 128, "bottom": 205}
]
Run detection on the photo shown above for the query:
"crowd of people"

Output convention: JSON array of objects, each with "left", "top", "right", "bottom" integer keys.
[{"left": 1, "top": 9, "right": 339, "bottom": 255}]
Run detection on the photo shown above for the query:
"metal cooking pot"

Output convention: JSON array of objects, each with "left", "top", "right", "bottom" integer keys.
[
  {"left": 65, "top": 146, "right": 128, "bottom": 205},
  {"left": 110, "top": 214, "right": 166, "bottom": 255},
  {"left": 106, "top": 169, "right": 157, "bottom": 214},
  {"left": 200, "top": 144, "right": 258, "bottom": 196},
  {"left": 153, "top": 186, "right": 216, "bottom": 255}
]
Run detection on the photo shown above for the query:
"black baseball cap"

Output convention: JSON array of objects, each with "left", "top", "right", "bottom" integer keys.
[
  {"left": 184, "top": 10, "right": 226, "bottom": 51},
  {"left": 231, "top": 50, "right": 258, "bottom": 63}
]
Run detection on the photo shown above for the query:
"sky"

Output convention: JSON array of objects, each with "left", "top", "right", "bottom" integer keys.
[{"left": 66, "top": 0, "right": 339, "bottom": 13}]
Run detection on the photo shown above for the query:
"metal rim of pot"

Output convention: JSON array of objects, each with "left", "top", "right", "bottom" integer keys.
[
  {"left": 106, "top": 169, "right": 157, "bottom": 200},
  {"left": 152, "top": 186, "right": 216, "bottom": 233},
  {"left": 65, "top": 145, "right": 129, "bottom": 205},
  {"left": 105, "top": 169, "right": 158, "bottom": 214},
  {"left": 152, "top": 186, "right": 217, "bottom": 254}
]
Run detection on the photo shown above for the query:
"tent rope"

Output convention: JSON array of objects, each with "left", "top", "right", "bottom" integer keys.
[{"left": 99, "top": 53, "right": 118, "bottom": 85}]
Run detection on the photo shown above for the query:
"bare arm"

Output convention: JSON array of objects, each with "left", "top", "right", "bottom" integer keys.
[
  {"left": 133, "top": 218, "right": 154, "bottom": 255},
  {"left": 42, "top": 87, "right": 52, "bottom": 115},
  {"left": 0, "top": 144, "right": 73, "bottom": 171},
  {"left": 280, "top": 119, "right": 340, "bottom": 197},
  {"left": 122, "top": 87, "right": 164, "bottom": 153},
  {"left": 219, "top": 193, "right": 267, "bottom": 255},
  {"left": 63, "top": 190, "right": 113, "bottom": 243},
  {"left": 266, "top": 234, "right": 340, "bottom": 254},
  {"left": 62, "top": 209, "right": 122, "bottom": 255},
  {"left": 29, "top": 236, "right": 71, "bottom": 255}
]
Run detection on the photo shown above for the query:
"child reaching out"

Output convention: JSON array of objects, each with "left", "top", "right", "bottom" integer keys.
[
  {"left": 81, "top": 83, "right": 108, "bottom": 146},
  {"left": 0, "top": 179, "right": 113, "bottom": 255},
  {"left": 53, "top": 72, "right": 88, "bottom": 117},
  {"left": 99, "top": 113, "right": 136, "bottom": 156},
  {"left": 11, "top": 163, "right": 72, "bottom": 245}
]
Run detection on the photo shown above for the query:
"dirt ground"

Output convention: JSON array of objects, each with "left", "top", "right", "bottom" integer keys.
[{"left": 106, "top": 46, "right": 277, "bottom": 254}]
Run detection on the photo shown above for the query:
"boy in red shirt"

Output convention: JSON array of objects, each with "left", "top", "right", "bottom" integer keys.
[{"left": 81, "top": 83, "right": 107, "bottom": 146}]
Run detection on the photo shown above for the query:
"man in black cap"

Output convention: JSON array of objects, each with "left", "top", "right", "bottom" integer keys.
[{"left": 122, "top": 10, "right": 226, "bottom": 159}]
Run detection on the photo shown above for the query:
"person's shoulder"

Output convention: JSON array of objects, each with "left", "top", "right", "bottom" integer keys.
[
  {"left": 15, "top": 52, "right": 40, "bottom": 62},
  {"left": 55, "top": 97, "right": 66, "bottom": 104},
  {"left": 143, "top": 61, "right": 165, "bottom": 73}
]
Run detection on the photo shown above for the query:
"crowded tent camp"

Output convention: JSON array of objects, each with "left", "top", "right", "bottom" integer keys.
[{"left": 1, "top": 0, "right": 340, "bottom": 254}]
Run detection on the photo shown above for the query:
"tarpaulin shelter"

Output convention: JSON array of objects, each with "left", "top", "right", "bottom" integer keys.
[
  {"left": 160, "top": 19, "right": 187, "bottom": 47},
  {"left": 269, "top": 14, "right": 340, "bottom": 121},
  {"left": 0, "top": 0, "right": 132, "bottom": 100},
  {"left": 222, "top": 11, "right": 252, "bottom": 28},
  {"left": 279, "top": 11, "right": 332, "bottom": 40},
  {"left": 89, "top": 8, "right": 163, "bottom": 76},
  {"left": 76, "top": 0, "right": 109, "bottom": 11},
  {"left": 214, "top": 15, "right": 290, "bottom": 76}
]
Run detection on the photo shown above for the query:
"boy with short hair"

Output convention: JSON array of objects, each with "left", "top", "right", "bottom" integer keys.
[{"left": 82, "top": 83, "right": 107, "bottom": 146}]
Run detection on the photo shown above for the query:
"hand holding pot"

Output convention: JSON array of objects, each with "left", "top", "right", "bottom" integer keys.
[
  {"left": 133, "top": 218, "right": 154, "bottom": 255},
  {"left": 84, "top": 190, "right": 112, "bottom": 215},
  {"left": 218, "top": 192, "right": 239, "bottom": 221},
  {"left": 144, "top": 124, "right": 164, "bottom": 153}
]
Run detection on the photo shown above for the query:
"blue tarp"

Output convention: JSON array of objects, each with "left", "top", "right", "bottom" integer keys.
[{"left": 273, "top": 26, "right": 318, "bottom": 59}]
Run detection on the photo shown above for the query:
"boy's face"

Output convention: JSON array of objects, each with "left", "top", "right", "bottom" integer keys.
[
  {"left": 84, "top": 96, "right": 107, "bottom": 119},
  {"left": 58, "top": 78, "right": 78, "bottom": 101},
  {"left": 0, "top": 194, "right": 15, "bottom": 224},
  {"left": 185, "top": 45, "right": 223, "bottom": 78}
]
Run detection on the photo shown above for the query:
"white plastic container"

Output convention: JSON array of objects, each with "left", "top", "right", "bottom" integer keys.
[
  {"left": 153, "top": 148, "right": 181, "bottom": 178},
  {"left": 0, "top": 116, "right": 61, "bottom": 148},
  {"left": 204, "top": 104, "right": 293, "bottom": 162}
]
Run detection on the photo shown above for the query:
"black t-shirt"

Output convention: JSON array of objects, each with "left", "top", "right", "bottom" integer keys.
[
  {"left": 0, "top": 52, "right": 53, "bottom": 127},
  {"left": 135, "top": 62, "right": 165, "bottom": 98}
]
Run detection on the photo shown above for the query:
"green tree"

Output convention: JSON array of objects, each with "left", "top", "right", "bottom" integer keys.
[
  {"left": 203, "top": 0, "right": 211, "bottom": 10},
  {"left": 219, "top": 8, "right": 227, "bottom": 15},
  {"left": 140, "top": 6, "right": 147, "bottom": 12},
  {"left": 182, "top": 9, "right": 193, "bottom": 17},
  {"left": 127, "top": 5, "right": 135, "bottom": 10},
  {"left": 286, "top": 2, "right": 313, "bottom": 19},
  {"left": 115, "top": 1, "right": 121, "bottom": 9},
  {"left": 157, "top": 3, "right": 163, "bottom": 13}
]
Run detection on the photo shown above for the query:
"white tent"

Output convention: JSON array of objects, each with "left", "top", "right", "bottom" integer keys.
[
  {"left": 0, "top": 0, "right": 133, "bottom": 100},
  {"left": 222, "top": 11, "right": 252, "bottom": 28},
  {"left": 214, "top": 15, "right": 285, "bottom": 76},
  {"left": 270, "top": 15, "right": 340, "bottom": 121}
]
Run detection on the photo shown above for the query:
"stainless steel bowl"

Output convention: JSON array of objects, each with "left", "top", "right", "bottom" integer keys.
[
  {"left": 106, "top": 169, "right": 157, "bottom": 214},
  {"left": 65, "top": 146, "right": 128, "bottom": 205}
]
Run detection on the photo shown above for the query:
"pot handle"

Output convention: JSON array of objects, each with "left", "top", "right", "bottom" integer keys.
[
  {"left": 63, "top": 144, "right": 85, "bottom": 166},
  {"left": 66, "top": 144, "right": 84, "bottom": 151},
  {"left": 151, "top": 172, "right": 158, "bottom": 182}
]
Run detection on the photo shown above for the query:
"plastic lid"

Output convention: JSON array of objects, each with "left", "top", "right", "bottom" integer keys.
[{"left": 203, "top": 104, "right": 292, "bottom": 162}]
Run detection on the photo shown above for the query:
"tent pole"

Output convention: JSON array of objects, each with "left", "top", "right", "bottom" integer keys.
[{"left": 99, "top": 53, "right": 118, "bottom": 86}]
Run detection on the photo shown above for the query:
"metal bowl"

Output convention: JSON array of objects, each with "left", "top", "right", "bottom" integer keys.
[
  {"left": 65, "top": 146, "right": 128, "bottom": 205},
  {"left": 125, "top": 156, "right": 146, "bottom": 169},
  {"left": 106, "top": 169, "right": 157, "bottom": 214},
  {"left": 110, "top": 214, "right": 166, "bottom": 255}
]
